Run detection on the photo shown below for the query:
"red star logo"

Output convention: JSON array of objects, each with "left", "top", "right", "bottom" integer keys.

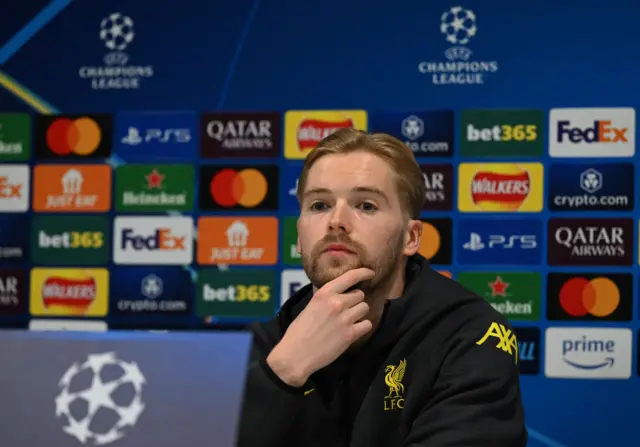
[
  {"left": 488, "top": 276, "right": 509, "bottom": 297},
  {"left": 145, "top": 168, "right": 165, "bottom": 189}
]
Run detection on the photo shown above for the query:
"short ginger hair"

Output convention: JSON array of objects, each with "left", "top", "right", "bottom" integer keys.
[{"left": 296, "top": 128, "right": 426, "bottom": 219}]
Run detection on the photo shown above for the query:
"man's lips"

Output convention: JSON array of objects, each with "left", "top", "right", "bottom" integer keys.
[{"left": 323, "top": 244, "right": 355, "bottom": 253}]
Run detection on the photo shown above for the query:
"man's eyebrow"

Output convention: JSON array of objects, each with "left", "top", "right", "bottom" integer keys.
[{"left": 303, "top": 186, "right": 389, "bottom": 203}]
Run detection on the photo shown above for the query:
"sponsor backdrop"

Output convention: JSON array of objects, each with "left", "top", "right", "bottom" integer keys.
[{"left": 0, "top": 1, "right": 637, "bottom": 446}]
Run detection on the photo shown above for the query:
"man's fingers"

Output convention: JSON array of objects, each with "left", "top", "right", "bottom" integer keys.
[
  {"left": 320, "top": 268, "right": 375, "bottom": 295},
  {"left": 339, "top": 289, "right": 366, "bottom": 307},
  {"left": 350, "top": 319, "right": 373, "bottom": 341},
  {"left": 342, "top": 301, "right": 369, "bottom": 323}
]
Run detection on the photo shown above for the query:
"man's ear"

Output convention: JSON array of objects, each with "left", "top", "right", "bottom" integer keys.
[{"left": 403, "top": 219, "right": 422, "bottom": 256}]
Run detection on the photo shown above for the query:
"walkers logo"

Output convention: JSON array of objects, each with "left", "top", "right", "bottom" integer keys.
[
  {"left": 35, "top": 115, "right": 112, "bottom": 159},
  {"left": 79, "top": 13, "right": 154, "bottom": 90},
  {"left": 201, "top": 112, "right": 281, "bottom": 158},
  {"left": 115, "top": 164, "right": 195, "bottom": 212},
  {"left": 282, "top": 217, "right": 302, "bottom": 266},
  {"left": 32, "top": 165, "right": 112, "bottom": 212},
  {"left": 457, "top": 218, "right": 542, "bottom": 265},
  {"left": 460, "top": 109, "right": 544, "bottom": 157},
  {"left": 383, "top": 358, "right": 406, "bottom": 411},
  {"left": 280, "top": 165, "right": 302, "bottom": 211},
  {"left": 367, "top": 111, "right": 454, "bottom": 157},
  {"left": 284, "top": 110, "right": 367, "bottom": 159},
  {"left": 514, "top": 327, "right": 540, "bottom": 375},
  {"left": 0, "top": 165, "right": 29, "bottom": 212},
  {"left": 197, "top": 217, "right": 278, "bottom": 265},
  {"left": 0, "top": 269, "right": 27, "bottom": 316},
  {"left": 457, "top": 272, "right": 541, "bottom": 321},
  {"left": 110, "top": 267, "right": 191, "bottom": 315},
  {"left": 0, "top": 113, "right": 30, "bottom": 161},
  {"left": 548, "top": 163, "right": 634, "bottom": 212},
  {"left": 29, "top": 268, "right": 109, "bottom": 317},
  {"left": 421, "top": 164, "right": 453, "bottom": 211},
  {"left": 113, "top": 216, "right": 194, "bottom": 265},
  {"left": 547, "top": 273, "right": 632, "bottom": 321},
  {"left": 197, "top": 270, "right": 277, "bottom": 318},
  {"left": 457, "top": 163, "right": 543, "bottom": 212},
  {"left": 281, "top": 269, "right": 310, "bottom": 306},
  {"left": 545, "top": 327, "right": 632, "bottom": 379},
  {"left": 476, "top": 322, "right": 518, "bottom": 364},
  {"left": 32, "top": 216, "right": 110, "bottom": 265},
  {"left": 418, "top": 6, "right": 498, "bottom": 85},
  {"left": 549, "top": 108, "right": 635, "bottom": 158},
  {"left": 200, "top": 165, "right": 278, "bottom": 211},
  {"left": 0, "top": 215, "right": 28, "bottom": 262},
  {"left": 418, "top": 218, "right": 452, "bottom": 265},
  {"left": 115, "top": 111, "right": 197, "bottom": 159},
  {"left": 547, "top": 218, "right": 633, "bottom": 266}
]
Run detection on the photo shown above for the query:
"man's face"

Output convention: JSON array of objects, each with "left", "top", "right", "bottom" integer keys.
[{"left": 297, "top": 151, "right": 409, "bottom": 294}]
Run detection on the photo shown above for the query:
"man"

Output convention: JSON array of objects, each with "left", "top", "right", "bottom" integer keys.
[{"left": 237, "top": 128, "right": 527, "bottom": 447}]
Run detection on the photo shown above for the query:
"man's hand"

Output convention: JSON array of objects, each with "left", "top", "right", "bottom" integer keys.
[{"left": 266, "top": 268, "right": 375, "bottom": 387}]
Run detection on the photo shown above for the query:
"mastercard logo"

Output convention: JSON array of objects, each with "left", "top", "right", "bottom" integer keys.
[
  {"left": 558, "top": 276, "right": 620, "bottom": 317},
  {"left": 418, "top": 222, "right": 440, "bottom": 260},
  {"left": 46, "top": 117, "right": 102, "bottom": 156},
  {"left": 210, "top": 168, "right": 268, "bottom": 208}
]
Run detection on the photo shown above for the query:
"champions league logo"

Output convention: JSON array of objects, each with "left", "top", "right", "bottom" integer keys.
[
  {"left": 418, "top": 6, "right": 499, "bottom": 85},
  {"left": 78, "top": 13, "right": 154, "bottom": 90}
]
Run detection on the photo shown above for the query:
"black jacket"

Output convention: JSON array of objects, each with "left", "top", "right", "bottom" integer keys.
[{"left": 237, "top": 254, "right": 528, "bottom": 447}]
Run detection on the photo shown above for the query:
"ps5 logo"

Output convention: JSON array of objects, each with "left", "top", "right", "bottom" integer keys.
[
  {"left": 463, "top": 232, "right": 537, "bottom": 251},
  {"left": 121, "top": 126, "right": 192, "bottom": 145}
]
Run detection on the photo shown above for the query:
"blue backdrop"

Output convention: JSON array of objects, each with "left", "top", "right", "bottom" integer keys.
[{"left": 0, "top": 1, "right": 638, "bottom": 446}]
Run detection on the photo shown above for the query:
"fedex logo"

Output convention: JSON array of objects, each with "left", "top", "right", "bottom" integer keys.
[
  {"left": 556, "top": 120, "right": 628, "bottom": 144},
  {"left": 113, "top": 216, "right": 194, "bottom": 265},
  {"left": 280, "top": 269, "right": 310, "bottom": 306},
  {"left": 550, "top": 108, "right": 635, "bottom": 158}
]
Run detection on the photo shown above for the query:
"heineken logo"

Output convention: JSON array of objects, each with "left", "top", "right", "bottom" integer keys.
[{"left": 115, "top": 165, "right": 195, "bottom": 212}]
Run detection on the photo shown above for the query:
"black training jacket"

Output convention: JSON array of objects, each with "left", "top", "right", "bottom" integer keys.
[{"left": 236, "top": 254, "right": 528, "bottom": 447}]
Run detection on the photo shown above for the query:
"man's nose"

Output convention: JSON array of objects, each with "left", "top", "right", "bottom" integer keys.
[{"left": 328, "top": 202, "right": 352, "bottom": 233}]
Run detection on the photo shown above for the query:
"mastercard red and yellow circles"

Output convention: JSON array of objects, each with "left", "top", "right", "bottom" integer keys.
[
  {"left": 46, "top": 117, "right": 102, "bottom": 156},
  {"left": 210, "top": 168, "right": 268, "bottom": 208},
  {"left": 558, "top": 277, "right": 620, "bottom": 317}
]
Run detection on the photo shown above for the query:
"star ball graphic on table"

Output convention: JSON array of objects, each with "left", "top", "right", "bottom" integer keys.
[
  {"left": 457, "top": 218, "right": 542, "bottom": 265},
  {"left": 200, "top": 112, "right": 282, "bottom": 158},
  {"left": 367, "top": 110, "right": 454, "bottom": 157},
  {"left": 0, "top": 214, "right": 29, "bottom": 262},
  {"left": 114, "top": 111, "right": 198, "bottom": 160},
  {"left": 34, "top": 114, "right": 113, "bottom": 160},
  {"left": 110, "top": 267, "right": 193, "bottom": 316}
]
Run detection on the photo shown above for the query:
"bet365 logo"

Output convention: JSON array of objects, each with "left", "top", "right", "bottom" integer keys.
[
  {"left": 467, "top": 123, "right": 537, "bottom": 142},
  {"left": 202, "top": 284, "right": 271, "bottom": 302}
]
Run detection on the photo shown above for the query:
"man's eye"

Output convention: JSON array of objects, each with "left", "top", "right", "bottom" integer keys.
[
  {"left": 359, "top": 202, "right": 378, "bottom": 212},
  {"left": 310, "top": 202, "right": 327, "bottom": 211}
]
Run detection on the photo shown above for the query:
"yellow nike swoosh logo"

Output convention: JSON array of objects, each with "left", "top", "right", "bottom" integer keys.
[{"left": 304, "top": 389, "right": 314, "bottom": 396}]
